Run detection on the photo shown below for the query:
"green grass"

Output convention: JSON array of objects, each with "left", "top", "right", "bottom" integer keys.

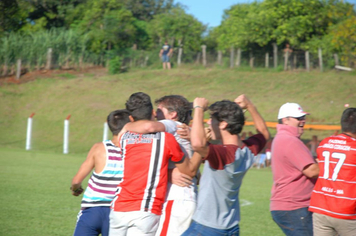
[
  {"left": 1, "top": 68, "right": 355, "bottom": 154},
  {"left": 0, "top": 148, "right": 282, "bottom": 236}
]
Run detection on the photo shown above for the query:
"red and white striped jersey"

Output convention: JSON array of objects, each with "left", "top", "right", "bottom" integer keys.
[
  {"left": 111, "top": 131, "right": 184, "bottom": 215},
  {"left": 309, "top": 133, "right": 356, "bottom": 219}
]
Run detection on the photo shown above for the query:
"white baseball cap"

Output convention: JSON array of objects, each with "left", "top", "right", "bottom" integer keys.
[{"left": 278, "top": 103, "right": 310, "bottom": 119}]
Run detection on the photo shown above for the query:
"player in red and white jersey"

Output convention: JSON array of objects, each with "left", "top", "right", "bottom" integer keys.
[
  {"left": 109, "top": 92, "right": 202, "bottom": 236},
  {"left": 309, "top": 107, "right": 356, "bottom": 235}
]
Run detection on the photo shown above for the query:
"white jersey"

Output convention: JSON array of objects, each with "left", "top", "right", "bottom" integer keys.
[{"left": 159, "top": 120, "right": 197, "bottom": 202}]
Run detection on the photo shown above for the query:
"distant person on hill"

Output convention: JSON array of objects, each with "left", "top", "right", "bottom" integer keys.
[
  {"left": 70, "top": 109, "right": 131, "bottom": 236},
  {"left": 159, "top": 41, "right": 173, "bottom": 70},
  {"left": 309, "top": 107, "right": 356, "bottom": 235},
  {"left": 307, "top": 135, "right": 319, "bottom": 160},
  {"left": 182, "top": 94, "right": 270, "bottom": 235},
  {"left": 270, "top": 103, "right": 319, "bottom": 236}
]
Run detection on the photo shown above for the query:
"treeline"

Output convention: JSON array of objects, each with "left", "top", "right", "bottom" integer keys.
[{"left": 0, "top": 0, "right": 355, "bottom": 73}]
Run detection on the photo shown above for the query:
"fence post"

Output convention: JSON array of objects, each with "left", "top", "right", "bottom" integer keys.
[
  {"left": 201, "top": 45, "right": 207, "bottom": 67},
  {"left": 195, "top": 53, "right": 201, "bottom": 64},
  {"left": 293, "top": 55, "right": 297, "bottom": 70},
  {"left": 236, "top": 48, "right": 241, "bottom": 67},
  {"left": 46, "top": 48, "right": 52, "bottom": 70},
  {"left": 178, "top": 47, "right": 183, "bottom": 66},
  {"left": 334, "top": 54, "right": 339, "bottom": 66},
  {"left": 265, "top": 52, "right": 269, "bottom": 68},
  {"left": 273, "top": 43, "right": 278, "bottom": 68},
  {"left": 103, "top": 122, "right": 109, "bottom": 142},
  {"left": 217, "top": 50, "right": 222, "bottom": 65},
  {"left": 63, "top": 115, "right": 71, "bottom": 154},
  {"left": 318, "top": 47, "right": 323, "bottom": 72},
  {"left": 249, "top": 52, "right": 254, "bottom": 69},
  {"left": 16, "top": 59, "right": 22, "bottom": 79},
  {"left": 305, "top": 51, "right": 310, "bottom": 72},
  {"left": 284, "top": 51, "right": 289, "bottom": 71},
  {"left": 230, "top": 46, "right": 234, "bottom": 68},
  {"left": 26, "top": 113, "right": 35, "bottom": 150}
]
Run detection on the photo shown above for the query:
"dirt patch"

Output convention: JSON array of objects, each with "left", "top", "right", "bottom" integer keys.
[{"left": 0, "top": 66, "right": 108, "bottom": 86}]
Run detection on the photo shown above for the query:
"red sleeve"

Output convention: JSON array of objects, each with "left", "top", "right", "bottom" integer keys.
[
  {"left": 205, "top": 144, "right": 238, "bottom": 170},
  {"left": 242, "top": 133, "right": 266, "bottom": 155},
  {"left": 165, "top": 132, "right": 184, "bottom": 163}
]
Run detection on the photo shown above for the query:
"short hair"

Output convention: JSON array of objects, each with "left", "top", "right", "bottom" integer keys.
[
  {"left": 107, "top": 109, "right": 131, "bottom": 135},
  {"left": 125, "top": 92, "right": 153, "bottom": 121},
  {"left": 155, "top": 95, "right": 192, "bottom": 125},
  {"left": 341, "top": 108, "right": 356, "bottom": 134},
  {"left": 209, "top": 100, "right": 245, "bottom": 135}
]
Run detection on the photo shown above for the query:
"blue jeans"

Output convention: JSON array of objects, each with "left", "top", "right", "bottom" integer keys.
[
  {"left": 161, "top": 54, "right": 170, "bottom": 62},
  {"left": 181, "top": 220, "right": 239, "bottom": 236},
  {"left": 73, "top": 207, "right": 111, "bottom": 236},
  {"left": 271, "top": 207, "right": 313, "bottom": 236}
]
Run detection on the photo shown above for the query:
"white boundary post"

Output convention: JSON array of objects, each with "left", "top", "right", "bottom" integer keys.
[
  {"left": 26, "top": 112, "right": 35, "bottom": 150},
  {"left": 103, "top": 122, "right": 109, "bottom": 141},
  {"left": 63, "top": 114, "right": 71, "bottom": 154}
]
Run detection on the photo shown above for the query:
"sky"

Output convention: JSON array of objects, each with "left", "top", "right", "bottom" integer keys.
[{"left": 177, "top": 0, "right": 356, "bottom": 28}]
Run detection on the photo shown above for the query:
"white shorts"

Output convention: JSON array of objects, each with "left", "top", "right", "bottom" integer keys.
[
  {"left": 266, "top": 151, "right": 271, "bottom": 160},
  {"left": 109, "top": 210, "right": 160, "bottom": 236},
  {"left": 155, "top": 199, "right": 196, "bottom": 236}
]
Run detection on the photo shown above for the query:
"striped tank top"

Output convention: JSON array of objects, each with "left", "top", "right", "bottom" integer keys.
[{"left": 81, "top": 140, "right": 123, "bottom": 209}]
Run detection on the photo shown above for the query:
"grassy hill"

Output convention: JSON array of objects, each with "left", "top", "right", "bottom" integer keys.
[{"left": 1, "top": 67, "right": 355, "bottom": 154}]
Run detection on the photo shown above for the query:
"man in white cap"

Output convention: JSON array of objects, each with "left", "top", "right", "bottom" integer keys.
[{"left": 270, "top": 103, "right": 319, "bottom": 236}]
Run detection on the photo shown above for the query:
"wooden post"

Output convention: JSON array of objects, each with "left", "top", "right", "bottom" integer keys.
[
  {"left": 293, "top": 55, "right": 297, "bottom": 70},
  {"left": 249, "top": 52, "right": 254, "bottom": 69},
  {"left": 318, "top": 47, "right": 323, "bottom": 72},
  {"left": 334, "top": 54, "right": 339, "bottom": 66},
  {"left": 284, "top": 51, "right": 289, "bottom": 71},
  {"left": 305, "top": 51, "right": 310, "bottom": 72},
  {"left": 217, "top": 50, "right": 222, "bottom": 65},
  {"left": 265, "top": 52, "right": 269, "bottom": 68},
  {"left": 196, "top": 53, "right": 201, "bottom": 64},
  {"left": 46, "top": 48, "right": 52, "bottom": 70},
  {"left": 177, "top": 47, "right": 182, "bottom": 66},
  {"left": 201, "top": 45, "right": 207, "bottom": 67},
  {"left": 273, "top": 43, "right": 278, "bottom": 68},
  {"left": 230, "top": 46, "right": 234, "bottom": 68},
  {"left": 236, "top": 48, "right": 241, "bottom": 67},
  {"left": 16, "top": 59, "right": 22, "bottom": 80}
]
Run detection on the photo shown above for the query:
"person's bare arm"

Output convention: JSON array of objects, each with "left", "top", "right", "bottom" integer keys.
[
  {"left": 234, "top": 94, "right": 270, "bottom": 141},
  {"left": 302, "top": 163, "right": 319, "bottom": 178},
  {"left": 174, "top": 152, "right": 203, "bottom": 178},
  {"left": 71, "top": 143, "right": 102, "bottom": 196},
  {"left": 168, "top": 168, "right": 193, "bottom": 187},
  {"left": 190, "top": 98, "right": 210, "bottom": 157}
]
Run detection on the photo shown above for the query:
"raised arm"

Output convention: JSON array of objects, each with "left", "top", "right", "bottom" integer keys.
[
  {"left": 71, "top": 143, "right": 102, "bottom": 196},
  {"left": 234, "top": 94, "right": 270, "bottom": 141},
  {"left": 190, "top": 97, "right": 210, "bottom": 157},
  {"left": 174, "top": 152, "right": 203, "bottom": 178}
]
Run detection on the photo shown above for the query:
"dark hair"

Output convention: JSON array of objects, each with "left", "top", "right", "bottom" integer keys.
[
  {"left": 341, "top": 108, "right": 356, "bottom": 134},
  {"left": 155, "top": 95, "right": 192, "bottom": 125},
  {"left": 125, "top": 92, "right": 153, "bottom": 121},
  {"left": 107, "top": 109, "right": 131, "bottom": 135},
  {"left": 209, "top": 100, "right": 245, "bottom": 135}
]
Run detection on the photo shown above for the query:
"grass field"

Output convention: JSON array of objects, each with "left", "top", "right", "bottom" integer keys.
[
  {"left": 0, "top": 148, "right": 283, "bottom": 236},
  {"left": 1, "top": 67, "right": 355, "bottom": 235},
  {"left": 1, "top": 67, "right": 355, "bottom": 154}
]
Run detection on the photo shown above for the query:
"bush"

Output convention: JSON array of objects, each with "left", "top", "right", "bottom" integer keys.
[{"left": 108, "top": 56, "right": 122, "bottom": 74}]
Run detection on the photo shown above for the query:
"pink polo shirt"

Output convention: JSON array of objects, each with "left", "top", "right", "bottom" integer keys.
[{"left": 270, "top": 124, "right": 316, "bottom": 211}]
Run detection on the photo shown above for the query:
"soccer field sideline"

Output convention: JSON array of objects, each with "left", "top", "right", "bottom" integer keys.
[{"left": 0, "top": 148, "right": 283, "bottom": 235}]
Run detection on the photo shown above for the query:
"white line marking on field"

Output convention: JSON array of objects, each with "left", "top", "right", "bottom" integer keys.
[{"left": 240, "top": 199, "right": 253, "bottom": 207}]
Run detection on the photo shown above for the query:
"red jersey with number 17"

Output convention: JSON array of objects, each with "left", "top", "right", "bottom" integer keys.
[
  {"left": 111, "top": 131, "right": 184, "bottom": 215},
  {"left": 309, "top": 133, "right": 356, "bottom": 219}
]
